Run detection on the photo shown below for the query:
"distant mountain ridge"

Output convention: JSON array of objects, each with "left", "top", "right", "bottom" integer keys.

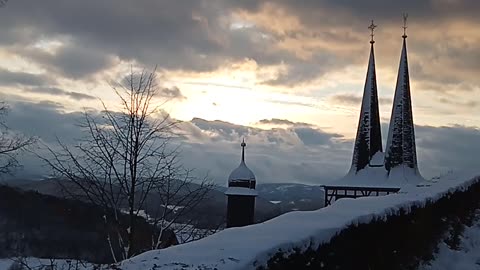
[
  {"left": 2, "top": 178, "right": 325, "bottom": 227},
  {"left": 256, "top": 183, "right": 325, "bottom": 211}
]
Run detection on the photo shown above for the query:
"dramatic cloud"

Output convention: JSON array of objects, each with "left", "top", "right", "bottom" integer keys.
[
  {"left": 159, "top": 86, "right": 186, "bottom": 100},
  {"left": 257, "top": 118, "right": 313, "bottom": 127},
  {"left": 22, "top": 87, "right": 96, "bottom": 101},
  {"left": 294, "top": 127, "right": 343, "bottom": 146},
  {"left": 0, "top": 68, "right": 53, "bottom": 87},
  {"left": 0, "top": 1, "right": 478, "bottom": 183},
  {"left": 5, "top": 101, "right": 86, "bottom": 145},
  {"left": 415, "top": 124, "right": 480, "bottom": 177},
  {"left": 437, "top": 97, "right": 478, "bottom": 108},
  {"left": 17, "top": 43, "right": 117, "bottom": 79},
  {"left": 1, "top": 0, "right": 479, "bottom": 93},
  {"left": 3, "top": 100, "right": 477, "bottom": 185},
  {"left": 328, "top": 93, "right": 391, "bottom": 106}
]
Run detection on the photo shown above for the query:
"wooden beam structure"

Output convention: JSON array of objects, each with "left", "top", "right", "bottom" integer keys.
[{"left": 322, "top": 185, "right": 401, "bottom": 206}]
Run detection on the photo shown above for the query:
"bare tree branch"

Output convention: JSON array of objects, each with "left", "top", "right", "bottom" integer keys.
[
  {"left": 0, "top": 103, "right": 37, "bottom": 175},
  {"left": 40, "top": 68, "right": 213, "bottom": 261}
]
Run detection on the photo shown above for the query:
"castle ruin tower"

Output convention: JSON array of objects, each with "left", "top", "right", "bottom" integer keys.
[
  {"left": 350, "top": 20, "right": 384, "bottom": 173},
  {"left": 384, "top": 14, "right": 419, "bottom": 175},
  {"left": 225, "top": 139, "right": 257, "bottom": 228}
]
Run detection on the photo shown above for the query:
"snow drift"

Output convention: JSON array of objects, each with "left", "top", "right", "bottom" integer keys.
[{"left": 115, "top": 171, "right": 480, "bottom": 270}]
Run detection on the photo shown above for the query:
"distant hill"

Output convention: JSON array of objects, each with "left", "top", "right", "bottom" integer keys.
[
  {"left": 1, "top": 179, "right": 325, "bottom": 228},
  {"left": 256, "top": 183, "right": 325, "bottom": 212},
  {"left": 0, "top": 179, "right": 326, "bottom": 263},
  {"left": 0, "top": 184, "right": 154, "bottom": 263}
]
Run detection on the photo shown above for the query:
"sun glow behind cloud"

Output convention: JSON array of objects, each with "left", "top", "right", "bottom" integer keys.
[{"left": 0, "top": 0, "right": 479, "bottom": 140}]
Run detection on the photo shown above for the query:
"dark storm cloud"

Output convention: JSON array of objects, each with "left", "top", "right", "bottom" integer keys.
[
  {"left": 261, "top": 54, "right": 340, "bottom": 86},
  {"left": 329, "top": 93, "right": 391, "bottom": 106},
  {"left": 17, "top": 44, "right": 116, "bottom": 79},
  {"left": 1, "top": 0, "right": 479, "bottom": 89},
  {"left": 415, "top": 124, "right": 480, "bottom": 176},
  {"left": 241, "top": 0, "right": 480, "bottom": 89},
  {"left": 190, "top": 117, "right": 250, "bottom": 141},
  {"left": 0, "top": 0, "right": 233, "bottom": 73},
  {"left": 5, "top": 100, "right": 86, "bottom": 144},
  {"left": 0, "top": 68, "right": 53, "bottom": 86},
  {"left": 294, "top": 127, "right": 343, "bottom": 146},
  {"left": 23, "top": 87, "right": 96, "bottom": 101},
  {"left": 330, "top": 94, "right": 362, "bottom": 105},
  {"left": 258, "top": 118, "right": 313, "bottom": 127},
  {"left": 159, "top": 86, "right": 186, "bottom": 100},
  {"left": 263, "top": 0, "right": 480, "bottom": 24},
  {"left": 437, "top": 97, "right": 478, "bottom": 108}
]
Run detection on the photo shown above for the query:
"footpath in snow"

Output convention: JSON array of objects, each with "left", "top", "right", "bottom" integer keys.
[{"left": 118, "top": 172, "right": 480, "bottom": 270}]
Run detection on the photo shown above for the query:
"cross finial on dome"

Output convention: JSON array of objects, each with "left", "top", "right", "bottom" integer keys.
[
  {"left": 241, "top": 138, "right": 246, "bottom": 162},
  {"left": 402, "top": 13, "right": 408, "bottom": 39},
  {"left": 368, "top": 20, "right": 377, "bottom": 44}
]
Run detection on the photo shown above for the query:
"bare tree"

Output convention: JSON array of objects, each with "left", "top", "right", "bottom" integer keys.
[
  {"left": 148, "top": 164, "right": 213, "bottom": 249},
  {"left": 41, "top": 68, "right": 212, "bottom": 261},
  {"left": 0, "top": 103, "right": 36, "bottom": 175}
]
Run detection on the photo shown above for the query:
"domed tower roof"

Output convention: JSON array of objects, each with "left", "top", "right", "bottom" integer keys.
[
  {"left": 228, "top": 139, "right": 256, "bottom": 183},
  {"left": 228, "top": 162, "right": 256, "bottom": 182}
]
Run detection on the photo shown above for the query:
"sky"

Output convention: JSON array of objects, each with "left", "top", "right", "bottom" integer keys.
[{"left": 0, "top": 0, "right": 479, "bottom": 185}]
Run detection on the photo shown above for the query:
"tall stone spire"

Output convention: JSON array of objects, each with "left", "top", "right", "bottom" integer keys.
[
  {"left": 384, "top": 14, "right": 418, "bottom": 173},
  {"left": 351, "top": 20, "right": 383, "bottom": 173}
]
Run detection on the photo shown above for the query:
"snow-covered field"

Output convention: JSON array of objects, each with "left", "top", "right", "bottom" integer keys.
[{"left": 117, "top": 172, "right": 480, "bottom": 270}]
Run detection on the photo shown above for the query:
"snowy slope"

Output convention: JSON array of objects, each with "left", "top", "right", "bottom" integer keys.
[
  {"left": 420, "top": 210, "right": 480, "bottom": 270},
  {"left": 118, "top": 172, "right": 480, "bottom": 270}
]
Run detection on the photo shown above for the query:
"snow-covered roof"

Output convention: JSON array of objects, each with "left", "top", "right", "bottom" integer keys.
[
  {"left": 334, "top": 164, "right": 424, "bottom": 188},
  {"left": 225, "top": 186, "right": 258, "bottom": 196},
  {"left": 369, "top": 152, "right": 384, "bottom": 167},
  {"left": 228, "top": 162, "right": 256, "bottom": 182},
  {"left": 228, "top": 139, "right": 256, "bottom": 183}
]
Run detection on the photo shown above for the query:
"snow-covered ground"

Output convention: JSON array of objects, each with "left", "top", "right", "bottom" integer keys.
[
  {"left": 0, "top": 257, "right": 97, "bottom": 270},
  {"left": 117, "top": 172, "right": 480, "bottom": 270},
  {"left": 420, "top": 210, "right": 480, "bottom": 270}
]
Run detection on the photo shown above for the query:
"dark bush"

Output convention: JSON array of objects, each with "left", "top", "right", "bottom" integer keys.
[{"left": 262, "top": 179, "right": 480, "bottom": 270}]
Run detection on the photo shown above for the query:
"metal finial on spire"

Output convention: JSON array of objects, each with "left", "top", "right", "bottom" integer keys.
[
  {"left": 402, "top": 13, "right": 408, "bottom": 38},
  {"left": 241, "top": 138, "right": 246, "bottom": 162},
  {"left": 368, "top": 20, "right": 377, "bottom": 44}
]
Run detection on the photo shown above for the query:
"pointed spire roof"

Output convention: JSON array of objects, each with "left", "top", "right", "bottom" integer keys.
[
  {"left": 241, "top": 138, "right": 246, "bottom": 162},
  {"left": 384, "top": 15, "right": 418, "bottom": 173},
  {"left": 350, "top": 21, "right": 383, "bottom": 173},
  {"left": 228, "top": 139, "right": 256, "bottom": 182}
]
